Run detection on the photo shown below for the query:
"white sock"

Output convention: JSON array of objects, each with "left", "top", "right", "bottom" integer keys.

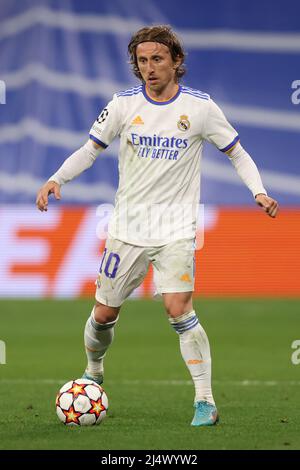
[
  {"left": 84, "top": 307, "right": 118, "bottom": 379},
  {"left": 169, "top": 310, "right": 215, "bottom": 405}
]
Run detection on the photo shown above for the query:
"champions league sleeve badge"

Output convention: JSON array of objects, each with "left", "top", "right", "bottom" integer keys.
[{"left": 97, "top": 108, "right": 109, "bottom": 124}]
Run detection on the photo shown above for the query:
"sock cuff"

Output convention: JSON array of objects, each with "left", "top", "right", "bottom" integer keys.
[
  {"left": 90, "top": 308, "right": 119, "bottom": 331},
  {"left": 169, "top": 310, "right": 199, "bottom": 334}
]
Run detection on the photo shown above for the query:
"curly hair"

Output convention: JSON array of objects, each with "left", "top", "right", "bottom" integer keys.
[{"left": 128, "top": 25, "right": 186, "bottom": 82}]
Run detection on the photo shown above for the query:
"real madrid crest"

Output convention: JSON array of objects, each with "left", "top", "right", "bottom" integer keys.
[{"left": 177, "top": 115, "right": 190, "bottom": 132}]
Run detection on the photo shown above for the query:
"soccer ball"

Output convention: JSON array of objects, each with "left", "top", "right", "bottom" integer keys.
[{"left": 55, "top": 378, "right": 108, "bottom": 426}]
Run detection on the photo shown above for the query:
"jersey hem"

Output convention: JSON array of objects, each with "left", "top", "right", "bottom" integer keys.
[{"left": 107, "top": 232, "right": 195, "bottom": 248}]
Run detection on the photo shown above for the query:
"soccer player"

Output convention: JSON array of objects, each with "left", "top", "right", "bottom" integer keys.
[{"left": 36, "top": 25, "right": 279, "bottom": 426}]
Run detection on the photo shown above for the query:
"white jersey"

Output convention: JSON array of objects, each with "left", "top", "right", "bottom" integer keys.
[{"left": 90, "top": 84, "right": 238, "bottom": 246}]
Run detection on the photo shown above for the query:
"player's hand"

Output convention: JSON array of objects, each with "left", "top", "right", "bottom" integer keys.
[
  {"left": 255, "top": 194, "right": 279, "bottom": 218},
  {"left": 36, "top": 181, "right": 61, "bottom": 212}
]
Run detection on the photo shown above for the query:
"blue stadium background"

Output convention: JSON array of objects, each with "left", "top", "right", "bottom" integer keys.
[{"left": 0, "top": 0, "right": 299, "bottom": 206}]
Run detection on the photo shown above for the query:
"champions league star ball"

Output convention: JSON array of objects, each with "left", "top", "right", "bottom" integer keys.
[{"left": 55, "top": 379, "right": 108, "bottom": 426}]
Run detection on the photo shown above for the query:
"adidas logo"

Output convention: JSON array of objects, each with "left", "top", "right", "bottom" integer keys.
[
  {"left": 131, "top": 115, "right": 144, "bottom": 125},
  {"left": 180, "top": 273, "right": 192, "bottom": 283}
]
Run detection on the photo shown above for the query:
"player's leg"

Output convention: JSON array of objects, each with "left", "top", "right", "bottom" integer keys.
[
  {"left": 83, "top": 237, "right": 149, "bottom": 384},
  {"left": 163, "top": 291, "right": 218, "bottom": 426},
  {"left": 83, "top": 302, "right": 120, "bottom": 385},
  {"left": 152, "top": 239, "right": 218, "bottom": 426}
]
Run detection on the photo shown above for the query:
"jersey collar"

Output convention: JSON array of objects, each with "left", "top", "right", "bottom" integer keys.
[{"left": 142, "top": 84, "right": 181, "bottom": 105}]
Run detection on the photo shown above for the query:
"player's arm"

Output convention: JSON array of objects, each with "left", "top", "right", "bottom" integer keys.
[
  {"left": 36, "top": 139, "right": 103, "bottom": 212},
  {"left": 203, "top": 99, "right": 279, "bottom": 218},
  {"left": 226, "top": 142, "right": 279, "bottom": 218}
]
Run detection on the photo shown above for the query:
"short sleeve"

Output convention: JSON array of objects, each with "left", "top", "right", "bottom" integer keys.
[
  {"left": 203, "top": 99, "right": 239, "bottom": 152},
  {"left": 89, "top": 94, "right": 121, "bottom": 148}
]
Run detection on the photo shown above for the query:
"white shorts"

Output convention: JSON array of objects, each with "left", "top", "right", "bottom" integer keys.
[{"left": 95, "top": 237, "right": 195, "bottom": 307}]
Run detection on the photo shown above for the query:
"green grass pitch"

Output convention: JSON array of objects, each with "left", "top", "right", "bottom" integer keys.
[{"left": 0, "top": 298, "right": 300, "bottom": 450}]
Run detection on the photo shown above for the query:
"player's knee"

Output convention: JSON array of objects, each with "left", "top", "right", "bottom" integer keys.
[
  {"left": 166, "top": 306, "right": 190, "bottom": 318},
  {"left": 93, "top": 302, "right": 120, "bottom": 324},
  {"left": 164, "top": 294, "right": 193, "bottom": 318}
]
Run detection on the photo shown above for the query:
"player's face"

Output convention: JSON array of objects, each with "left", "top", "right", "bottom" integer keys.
[{"left": 136, "top": 42, "right": 180, "bottom": 92}]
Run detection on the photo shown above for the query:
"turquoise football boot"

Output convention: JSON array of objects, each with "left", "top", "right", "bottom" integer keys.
[
  {"left": 191, "top": 400, "right": 219, "bottom": 426},
  {"left": 82, "top": 370, "right": 103, "bottom": 386}
]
